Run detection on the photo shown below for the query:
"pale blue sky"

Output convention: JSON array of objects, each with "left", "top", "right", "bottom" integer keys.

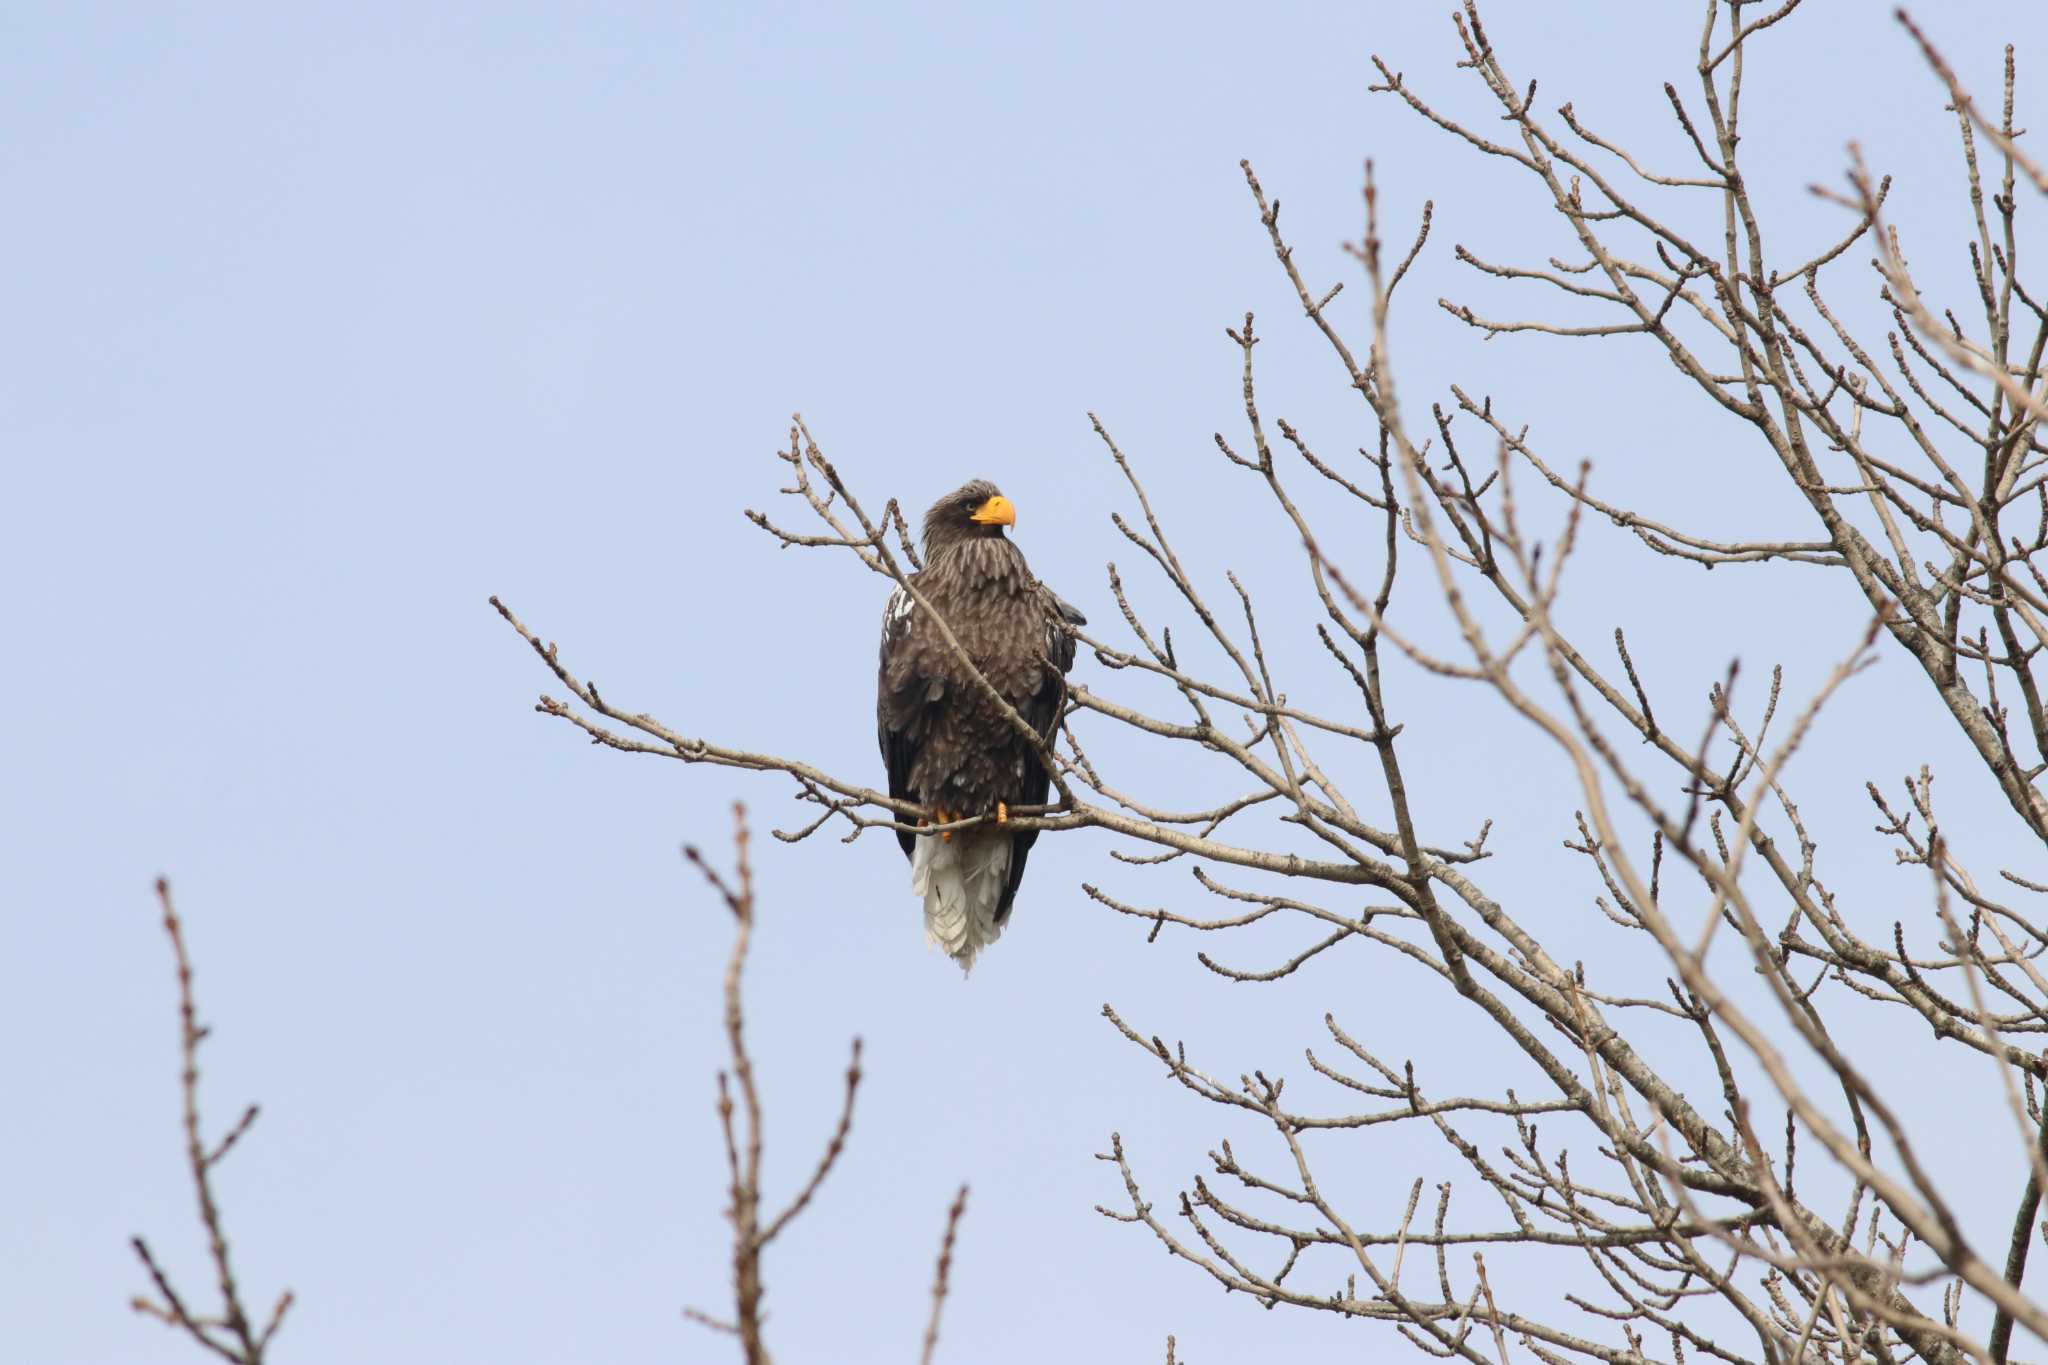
[{"left": 7, "top": 3, "right": 2047, "bottom": 1362}]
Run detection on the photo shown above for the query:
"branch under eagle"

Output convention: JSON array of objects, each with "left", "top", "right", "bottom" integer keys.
[{"left": 489, "top": 424, "right": 1421, "bottom": 968}]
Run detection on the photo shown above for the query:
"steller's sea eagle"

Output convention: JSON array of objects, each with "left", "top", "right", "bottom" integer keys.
[{"left": 877, "top": 480, "right": 1082, "bottom": 972}]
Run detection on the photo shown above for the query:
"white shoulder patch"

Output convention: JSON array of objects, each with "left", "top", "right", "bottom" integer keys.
[{"left": 886, "top": 586, "right": 913, "bottom": 630}]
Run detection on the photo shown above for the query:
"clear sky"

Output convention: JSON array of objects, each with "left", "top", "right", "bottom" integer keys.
[{"left": 7, "top": 3, "right": 2047, "bottom": 1362}]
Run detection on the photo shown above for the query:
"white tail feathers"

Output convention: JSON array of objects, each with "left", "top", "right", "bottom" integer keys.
[{"left": 910, "top": 826, "right": 1013, "bottom": 974}]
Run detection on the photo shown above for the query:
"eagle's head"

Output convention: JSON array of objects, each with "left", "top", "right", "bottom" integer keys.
[{"left": 921, "top": 479, "right": 1016, "bottom": 555}]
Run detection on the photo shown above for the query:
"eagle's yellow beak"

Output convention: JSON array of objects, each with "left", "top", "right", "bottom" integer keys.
[{"left": 969, "top": 494, "right": 1017, "bottom": 527}]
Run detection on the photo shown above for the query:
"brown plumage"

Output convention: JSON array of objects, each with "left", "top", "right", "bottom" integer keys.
[{"left": 876, "top": 479, "right": 1080, "bottom": 969}]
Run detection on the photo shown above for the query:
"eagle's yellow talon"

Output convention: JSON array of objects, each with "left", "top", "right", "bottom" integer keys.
[
  {"left": 997, "top": 801, "right": 1009, "bottom": 825},
  {"left": 936, "top": 808, "right": 954, "bottom": 842}
]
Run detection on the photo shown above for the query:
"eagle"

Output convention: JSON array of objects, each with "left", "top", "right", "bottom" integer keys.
[{"left": 877, "top": 480, "right": 1082, "bottom": 971}]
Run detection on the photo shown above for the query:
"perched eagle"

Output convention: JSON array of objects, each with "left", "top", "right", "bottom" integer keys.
[{"left": 877, "top": 480, "right": 1082, "bottom": 971}]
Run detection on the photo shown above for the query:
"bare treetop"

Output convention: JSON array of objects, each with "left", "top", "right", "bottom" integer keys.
[{"left": 495, "top": 2, "right": 2048, "bottom": 1361}]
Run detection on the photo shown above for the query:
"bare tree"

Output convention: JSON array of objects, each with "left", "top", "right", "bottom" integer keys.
[
  {"left": 129, "top": 881, "right": 293, "bottom": 1365},
  {"left": 494, "top": 3, "right": 2048, "bottom": 1361},
  {"left": 128, "top": 831, "right": 974, "bottom": 1365},
  {"left": 680, "top": 802, "right": 970, "bottom": 1365}
]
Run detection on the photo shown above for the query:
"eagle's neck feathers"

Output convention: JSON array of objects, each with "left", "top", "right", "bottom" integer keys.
[{"left": 925, "top": 535, "right": 1029, "bottom": 592}]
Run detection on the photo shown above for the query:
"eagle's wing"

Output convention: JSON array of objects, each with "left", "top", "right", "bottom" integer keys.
[
  {"left": 1042, "top": 584, "right": 1085, "bottom": 668},
  {"left": 877, "top": 583, "right": 935, "bottom": 860},
  {"left": 997, "top": 586, "right": 1085, "bottom": 918}
]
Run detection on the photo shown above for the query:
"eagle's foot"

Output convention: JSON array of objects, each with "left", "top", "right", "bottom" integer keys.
[
  {"left": 934, "top": 808, "right": 954, "bottom": 842},
  {"left": 996, "top": 801, "right": 1009, "bottom": 825}
]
